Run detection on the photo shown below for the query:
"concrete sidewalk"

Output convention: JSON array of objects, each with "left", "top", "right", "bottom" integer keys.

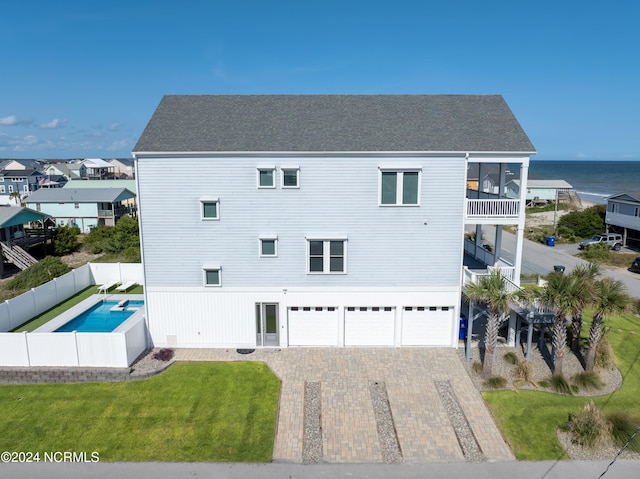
[{"left": 175, "top": 347, "right": 514, "bottom": 464}]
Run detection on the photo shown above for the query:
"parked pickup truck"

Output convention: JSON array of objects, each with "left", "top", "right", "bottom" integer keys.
[{"left": 578, "top": 233, "right": 623, "bottom": 251}]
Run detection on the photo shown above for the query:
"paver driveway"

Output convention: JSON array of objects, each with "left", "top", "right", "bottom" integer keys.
[{"left": 175, "top": 348, "right": 514, "bottom": 464}]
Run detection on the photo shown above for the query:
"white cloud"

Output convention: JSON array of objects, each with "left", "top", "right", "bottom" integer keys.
[
  {"left": 39, "top": 118, "right": 67, "bottom": 129},
  {"left": 106, "top": 139, "right": 131, "bottom": 151},
  {"left": 0, "top": 115, "right": 18, "bottom": 126},
  {"left": 108, "top": 123, "right": 121, "bottom": 131}
]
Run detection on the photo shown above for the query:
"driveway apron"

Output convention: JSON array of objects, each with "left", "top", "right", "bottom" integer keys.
[{"left": 174, "top": 348, "right": 514, "bottom": 463}]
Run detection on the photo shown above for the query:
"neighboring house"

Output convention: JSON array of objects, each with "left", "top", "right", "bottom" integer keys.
[
  {"left": 64, "top": 178, "right": 137, "bottom": 208},
  {"left": 0, "top": 159, "right": 41, "bottom": 171},
  {"left": 0, "top": 169, "right": 45, "bottom": 205},
  {"left": 43, "top": 162, "right": 81, "bottom": 181},
  {"left": 133, "top": 94, "right": 535, "bottom": 350},
  {"left": 109, "top": 158, "right": 136, "bottom": 179},
  {"left": 81, "top": 158, "right": 115, "bottom": 179},
  {"left": 606, "top": 192, "right": 640, "bottom": 247},
  {"left": 506, "top": 179, "right": 573, "bottom": 205},
  {"left": 0, "top": 206, "right": 50, "bottom": 274},
  {"left": 25, "top": 187, "right": 136, "bottom": 232}
]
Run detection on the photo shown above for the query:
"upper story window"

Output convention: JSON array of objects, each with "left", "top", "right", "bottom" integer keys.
[
  {"left": 307, "top": 237, "right": 347, "bottom": 274},
  {"left": 609, "top": 203, "right": 619, "bottom": 213},
  {"left": 0, "top": 185, "right": 5, "bottom": 193},
  {"left": 8, "top": 185, "right": 14, "bottom": 193},
  {"left": 257, "top": 167, "right": 276, "bottom": 188},
  {"left": 281, "top": 167, "right": 299, "bottom": 188},
  {"left": 203, "top": 265, "right": 221, "bottom": 286},
  {"left": 379, "top": 169, "right": 420, "bottom": 206},
  {"left": 259, "top": 235, "right": 278, "bottom": 257},
  {"left": 635, "top": 206, "right": 640, "bottom": 217},
  {"left": 200, "top": 198, "right": 220, "bottom": 220}
]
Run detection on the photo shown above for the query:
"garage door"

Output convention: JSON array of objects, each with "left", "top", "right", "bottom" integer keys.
[
  {"left": 401, "top": 306, "right": 454, "bottom": 346},
  {"left": 288, "top": 307, "right": 339, "bottom": 346},
  {"left": 344, "top": 307, "right": 395, "bottom": 346}
]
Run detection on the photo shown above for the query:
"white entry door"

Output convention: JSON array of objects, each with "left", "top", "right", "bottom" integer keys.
[{"left": 256, "top": 303, "right": 279, "bottom": 347}]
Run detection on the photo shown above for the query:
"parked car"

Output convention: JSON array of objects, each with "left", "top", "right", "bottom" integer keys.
[
  {"left": 630, "top": 257, "right": 640, "bottom": 274},
  {"left": 578, "top": 233, "right": 623, "bottom": 251}
]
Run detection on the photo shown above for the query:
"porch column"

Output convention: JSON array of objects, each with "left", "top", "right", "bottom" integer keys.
[
  {"left": 513, "top": 160, "right": 530, "bottom": 286},
  {"left": 507, "top": 310, "right": 517, "bottom": 347},
  {"left": 494, "top": 225, "right": 503, "bottom": 266}
]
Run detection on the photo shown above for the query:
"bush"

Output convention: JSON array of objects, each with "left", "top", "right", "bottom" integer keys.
[
  {"left": 471, "top": 360, "right": 483, "bottom": 375},
  {"left": 571, "top": 371, "right": 605, "bottom": 391},
  {"left": 578, "top": 243, "right": 612, "bottom": 263},
  {"left": 595, "top": 337, "right": 615, "bottom": 369},
  {"left": 558, "top": 205, "right": 606, "bottom": 238},
  {"left": 483, "top": 376, "right": 507, "bottom": 389},
  {"left": 5, "top": 257, "right": 71, "bottom": 291},
  {"left": 549, "top": 374, "right": 573, "bottom": 395},
  {"left": 152, "top": 348, "right": 175, "bottom": 362},
  {"left": 567, "top": 401, "right": 612, "bottom": 448},
  {"left": 52, "top": 225, "right": 80, "bottom": 255},
  {"left": 607, "top": 413, "right": 640, "bottom": 453},
  {"left": 513, "top": 360, "right": 536, "bottom": 385},
  {"left": 503, "top": 351, "right": 519, "bottom": 365}
]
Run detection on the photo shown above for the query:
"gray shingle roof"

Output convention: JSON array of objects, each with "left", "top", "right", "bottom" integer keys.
[
  {"left": 25, "top": 188, "right": 135, "bottom": 203},
  {"left": 134, "top": 95, "right": 536, "bottom": 154}
]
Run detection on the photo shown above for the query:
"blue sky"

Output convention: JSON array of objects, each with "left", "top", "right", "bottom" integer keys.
[{"left": 1, "top": 0, "right": 639, "bottom": 160}]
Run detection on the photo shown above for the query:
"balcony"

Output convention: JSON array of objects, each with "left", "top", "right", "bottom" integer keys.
[{"left": 465, "top": 189, "right": 520, "bottom": 224}]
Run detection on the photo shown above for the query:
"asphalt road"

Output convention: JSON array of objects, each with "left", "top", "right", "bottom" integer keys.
[
  {"left": 490, "top": 227, "right": 640, "bottom": 299},
  {"left": 3, "top": 459, "right": 640, "bottom": 479}
]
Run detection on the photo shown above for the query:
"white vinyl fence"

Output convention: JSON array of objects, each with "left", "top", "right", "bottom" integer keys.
[{"left": 0, "top": 263, "right": 147, "bottom": 367}]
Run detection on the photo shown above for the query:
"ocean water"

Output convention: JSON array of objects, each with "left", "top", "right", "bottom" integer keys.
[{"left": 528, "top": 160, "right": 640, "bottom": 204}]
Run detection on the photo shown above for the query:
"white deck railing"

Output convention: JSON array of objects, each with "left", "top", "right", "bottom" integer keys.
[{"left": 466, "top": 198, "right": 520, "bottom": 218}]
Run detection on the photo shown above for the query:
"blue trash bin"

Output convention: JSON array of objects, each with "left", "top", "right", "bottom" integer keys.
[
  {"left": 546, "top": 236, "right": 556, "bottom": 247},
  {"left": 459, "top": 316, "right": 468, "bottom": 340}
]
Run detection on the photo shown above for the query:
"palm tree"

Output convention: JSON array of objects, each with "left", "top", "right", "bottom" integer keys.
[
  {"left": 463, "top": 269, "right": 515, "bottom": 379},
  {"left": 586, "top": 278, "right": 630, "bottom": 372},
  {"left": 536, "top": 271, "right": 583, "bottom": 377},
  {"left": 568, "top": 263, "right": 600, "bottom": 354}
]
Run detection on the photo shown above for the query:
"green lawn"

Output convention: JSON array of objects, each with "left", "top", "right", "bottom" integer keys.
[
  {"left": 0, "top": 362, "right": 280, "bottom": 462},
  {"left": 12, "top": 284, "right": 145, "bottom": 332},
  {"left": 484, "top": 310, "right": 640, "bottom": 459}
]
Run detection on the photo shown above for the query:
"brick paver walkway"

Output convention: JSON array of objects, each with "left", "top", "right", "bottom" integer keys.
[{"left": 174, "top": 348, "right": 514, "bottom": 464}]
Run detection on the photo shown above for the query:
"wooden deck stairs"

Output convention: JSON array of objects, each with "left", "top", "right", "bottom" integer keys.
[{"left": 1, "top": 241, "right": 39, "bottom": 271}]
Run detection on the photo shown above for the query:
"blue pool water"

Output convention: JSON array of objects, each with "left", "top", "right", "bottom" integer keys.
[{"left": 55, "top": 300, "right": 144, "bottom": 332}]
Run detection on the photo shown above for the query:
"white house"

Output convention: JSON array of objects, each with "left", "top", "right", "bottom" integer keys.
[
  {"left": 506, "top": 179, "right": 572, "bottom": 205},
  {"left": 606, "top": 191, "right": 640, "bottom": 247},
  {"left": 133, "top": 95, "right": 535, "bottom": 349}
]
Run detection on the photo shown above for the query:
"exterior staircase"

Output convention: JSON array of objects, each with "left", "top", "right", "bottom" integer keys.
[{"left": 1, "top": 242, "right": 38, "bottom": 271}]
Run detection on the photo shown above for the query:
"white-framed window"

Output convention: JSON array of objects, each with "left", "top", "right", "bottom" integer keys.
[
  {"left": 12, "top": 178, "right": 23, "bottom": 182},
  {"left": 281, "top": 167, "right": 299, "bottom": 188},
  {"left": 0, "top": 176, "right": 4, "bottom": 182},
  {"left": 203, "top": 266, "right": 221, "bottom": 286},
  {"left": 23, "top": 185, "right": 29, "bottom": 194},
  {"left": 379, "top": 168, "right": 420, "bottom": 206},
  {"left": 259, "top": 235, "right": 278, "bottom": 257},
  {"left": 200, "top": 198, "right": 220, "bottom": 220},
  {"left": 74, "top": 202, "right": 80, "bottom": 209},
  {"left": 635, "top": 206, "right": 640, "bottom": 217},
  {"left": 609, "top": 203, "right": 619, "bottom": 213},
  {"left": 306, "top": 237, "right": 347, "bottom": 274},
  {"left": 8, "top": 185, "right": 14, "bottom": 193},
  {"left": 0, "top": 185, "right": 4, "bottom": 193},
  {"left": 257, "top": 167, "right": 276, "bottom": 188}
]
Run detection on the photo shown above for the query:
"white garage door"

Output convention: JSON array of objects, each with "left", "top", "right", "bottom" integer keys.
[
  {"left": 288, "top": 307, "right": 339, "bottom": 346},
  {"left": 344, "top": 307, "right": 395, "bottom": 346},
  {"left": 401, "top": 306, "right": 454, "bottom": 346}
]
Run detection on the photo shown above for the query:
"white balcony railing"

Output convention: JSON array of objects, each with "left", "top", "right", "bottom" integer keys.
[{"left": 466, "top": 198, "right": 520, "bottom": 218}]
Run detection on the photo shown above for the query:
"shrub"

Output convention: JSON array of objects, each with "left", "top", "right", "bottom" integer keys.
[
  {"left": 567, "top": 401, "right": 612, "bottom": 448},
  {"left": 549, "top": 374, "right": 573, "bottom": 395},
  {"left": 571, "top": 371, "right": 605, "bottom": 391},
  {"left": 483, "top": 376, "right": 507, "bottom": 389},
  {"left": 471, "top": 360, "right": 483, "bottom": 375},
  {"left": 607, "top": 413, "right": 640, "bottom": 453},
  {"left": 558, "top": 205, "right": 606, "bottom": 238},
  {"left": 152, "top": 348, "right": 175, "bottom": 362},
  {"left": 503, "top": 352, "right": 519, "bottom": 365},
  {"left": 595, "top": 337, "right": 615, "bottom": 369},
  {"left": 513, "top": 360, "right": 536, "bottom": 385},
  {"left": 578, "top": 243, "right": 612, "bottom": 263},
  {"left": 52, "top": 225, "right": 80, "bottom": 255},
  {"left": 5, "top": 257, "right": 71, "bottom": 291}
]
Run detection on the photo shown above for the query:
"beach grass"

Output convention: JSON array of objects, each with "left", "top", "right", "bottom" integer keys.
[
  {"left": 0, "top": 362, "right": 280, "bottom": 462},
  {"left": 483, "top": 309, "right": 640, "bottom": 459}
]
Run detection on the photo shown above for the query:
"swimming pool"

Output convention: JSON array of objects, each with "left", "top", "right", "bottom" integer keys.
[{"left": 55, "top": 300, "right": 145, "bottom": 332}]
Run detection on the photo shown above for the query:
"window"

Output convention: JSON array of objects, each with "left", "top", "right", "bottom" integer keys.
[
  {"left": 8, "top": 185, "right": 13, "bottom": 193},
  {"left": 23, "top": 185, "right": 29, "bottom": 194},
  {"left": 200, "top": 199, "right": 219, "bottom": 220},
  {"left": 379, "top": 169, "right": 420, "bottom": 205},
  {"left": 203, "top": 267, "right": 221, "bottom": 286},
  {"left": 257, "top": 168, "right": 275, "bottom": 188},
  {"left": 635, "top": 207, "right": 640, "bottom": 217},
  {"left": 609, "top": 203, "right": 619, "bottom": 213},
  {"left": 259, "top": 236, "right": 278, "bottom": 257},
  {"left": 74, "top": 202, "right": 80, "bottom": 209},
  {"left": 307, "top": 238, "right": 346, "bottom": 274},
  {"left": 281, "top": 167, "right": 299, "bottom": 188},
  {"left": 0, "top": 186, "right": 4, "bottom": 193}
]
